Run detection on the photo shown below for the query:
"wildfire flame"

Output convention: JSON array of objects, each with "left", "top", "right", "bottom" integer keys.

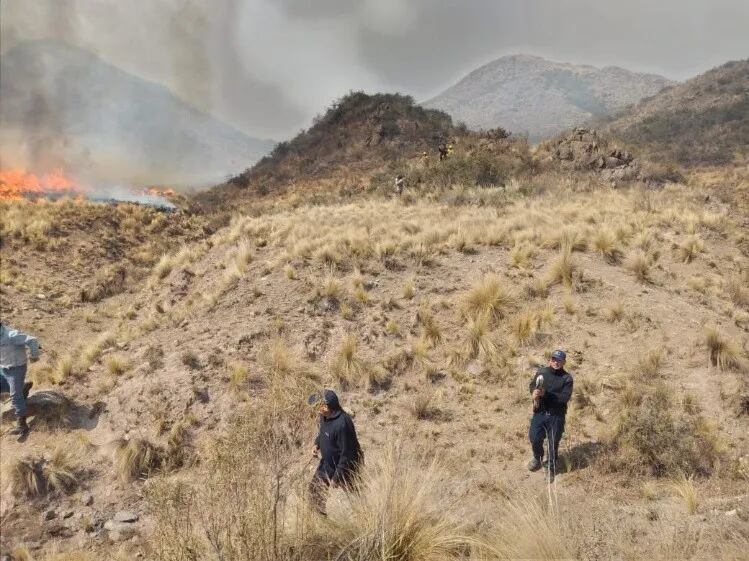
[
  {"left": 142, "top": 186, "right": 177, "bottom": 198},
  {"left": 0, "top": 168, "right": 83, "bottom": 201}
]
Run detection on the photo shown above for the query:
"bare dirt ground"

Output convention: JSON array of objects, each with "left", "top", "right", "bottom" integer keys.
[{"left": 1, "top": 173, "right": 748, "bottom": 560}]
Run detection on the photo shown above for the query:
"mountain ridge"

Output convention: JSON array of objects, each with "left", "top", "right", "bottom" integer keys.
[{"left": 424, "top": 54, "right": 673, "bottom": 141}]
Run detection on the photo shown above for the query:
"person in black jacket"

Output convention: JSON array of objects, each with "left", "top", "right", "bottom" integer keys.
[
  {"left": 307, "top": 389, "right": 363, "bottom": 515},
  {"left": 527, "top": 350, "right": 574, "bottom": 479}
]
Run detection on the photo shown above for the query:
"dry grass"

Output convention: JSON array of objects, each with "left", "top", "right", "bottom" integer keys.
[
  {"left": 593, "top": 228, "right": 622, "bottom": 263},
  {"left": 463, "top": 313, "right": 497, "bottom": 360},
  {"left": 488, "top": 499, "right": 572, "bottom": 560},
  {"left": 260, "top": 337, "right": 298, "bottom": 377},
  {"left": 234, "top": 239, "right": 253, "bottom": 274},
  {"left": 672, "top": 473, "right": 699, "bottom": 514},
  {"left": 545, "top": 249, "right": 576, "bottom": 287},
  {"left": 625, "top": 250, "right": 652, "bottom": 282},
  {"left": 636, "top": 347, "right": 665, "bottom": 378},
  {"left": 105, "top": 354, "right": 131, "bottom": 376},
  {"left": 4, "top": 448, "right": 80, "bottom": 498},
  {"left": 228, "top": 361, "right": 250, "bottom": 392},
  {"left": 677, "top": 236, "right": 704, "bottom": 263},
  {"left": 332, "top": 334, "right": 366, "bottom": 387},
  {"left": 114, "top": 438, "right": 168, "bottom": 482},
  {"left": 403, "top": 277, "right": 415, "bottom": 299},
  {"left": 510, "top": 244, "right": 535, "bottom": 269},
  {"left": 606, "top": 301, "right": 625, "bottom": 322},
  {"left": 462, "top": 274, "right": 513, "bottom": 321},
  {"left": 329, "top": 446, "right": 475, "bottom": 561},
  {"left": 602, "top": 385, "right": 723, "bottom": 477},
  {"left": 705, "top": 327, "right": 743, "bottom": 371},
  {"left": 409, "top": 391, "right": 440, "bottom": 420},
  {"left": 723, "top": 273, "right": 749, "bottom": 308}
]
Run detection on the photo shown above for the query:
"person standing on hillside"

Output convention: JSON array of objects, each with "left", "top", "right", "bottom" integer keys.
[
  {"left": 527, "top": 350, "right": 573, "bottom": 480},
  {"left": 307, "top": 389, "right": 363, "bottom": 515},
  {"left": 394, "top": 174, "right": 405, "bottom": 196},
  {"left": 0, "top": 322, "right": 40, "bottom": 436}
]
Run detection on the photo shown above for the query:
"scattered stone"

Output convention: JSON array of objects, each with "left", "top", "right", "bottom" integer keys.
[
  {"left": 43, "top": 508, "right": 57, "bottom": 521},
  {"left": 466, "top": 361, "right": 483, "bottom": 377},
  {"left": 35, "top": 293, "right": 47, "bottom": 300},
  {"left": 63, "top": 510, "right": 74, "bottom": 519},
  {"left": 113, "top": 510, "right": 139, "bottom": 523},
  {"left": 726, "top": 509, "right": 738, "bottom": 516}
]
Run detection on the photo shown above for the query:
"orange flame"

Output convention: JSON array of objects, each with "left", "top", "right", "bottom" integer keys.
[
  {"left": 0, "top": 168, "right": 82, "bottom": 201},
  {"left": 142, "top": 186, "right": 177, "bottom": 198}
]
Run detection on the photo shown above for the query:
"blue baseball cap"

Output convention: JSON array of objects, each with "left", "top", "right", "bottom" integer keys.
[{"left": 551, "top": 350, "right": 567, "bottom": 362}]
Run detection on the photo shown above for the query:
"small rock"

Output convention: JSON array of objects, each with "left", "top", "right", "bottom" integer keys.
[
  {"left": 113, "top": 510, "right": 139, "bottom": 523},
  {"left": 35, "top": 293, "right": 47, "bottom": 300},
  {"left": 466, "top": 361, "right": 483, "bottom": 377},
  {"left": 63, "top": 510, "right": 74, "bottom": 519},
  {"left": 43, "top": 508, "right": 57, "bottom": 521},
  {"left": 81, "top": 492, "right": 94, "bottom": 506},
  {"left": 726, "top": 509, "right": 738, "bottom": 516}
]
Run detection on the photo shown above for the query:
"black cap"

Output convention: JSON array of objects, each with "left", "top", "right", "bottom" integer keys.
[{"left": 307, "top": 389, "right": 341, "bottom": 410}]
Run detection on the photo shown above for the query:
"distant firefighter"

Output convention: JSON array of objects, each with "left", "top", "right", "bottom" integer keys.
[
  {"left": 438, "top": 143, "right": 448, "bottom": 161},
  {"left": 394, "top": 174, "right": 405, "bottom": 195}
]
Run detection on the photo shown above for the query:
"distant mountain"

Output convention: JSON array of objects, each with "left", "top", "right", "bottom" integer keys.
[
  {"left": 603, "top": 59, "right": 749, "bottom": 167},
  {"left": 424, "top": 54, "right": 673, "bottom": 141},
  {"left": 0, "top": 40, "right": 274, "bottom": 187}
]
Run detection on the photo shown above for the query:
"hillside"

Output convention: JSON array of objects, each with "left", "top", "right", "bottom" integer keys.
[
  {"left": 2, "top": 158, "right": 748, "bottom": 559},
  {"left": 198, "top": 92, "right": 456, "bottom": 209},
  {"left": 603, "top": 59, "right": 749, "bottom": 167},
  {"left": 0, "top": 40, "right": 275, "bottom": 187},
  {"left": 424, "top": 54, "right": 672, "bottom": 141}
]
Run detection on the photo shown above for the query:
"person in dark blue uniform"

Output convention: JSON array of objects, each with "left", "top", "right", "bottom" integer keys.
[
  {"left": 307, "top": 389, "right": 363, "bottom": 515},
  {"left": 528, "top": 350, "right": 574, "bottom": 480}
]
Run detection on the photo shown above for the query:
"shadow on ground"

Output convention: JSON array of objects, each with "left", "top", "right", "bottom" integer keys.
[{"left": 1, "top": 390, "right": 105, "bottom": 432}]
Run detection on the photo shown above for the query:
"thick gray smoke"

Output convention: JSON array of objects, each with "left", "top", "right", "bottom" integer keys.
[{"left": 1, "top": 0, "right": 747, "bottom": 187}]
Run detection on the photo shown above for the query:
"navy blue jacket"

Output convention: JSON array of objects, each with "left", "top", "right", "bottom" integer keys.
[
  {"left": 529, "top": 366, "right": 574, "bottom": 415},
  {"left": 314, "top": 409, "right": 362, "bottom": 484}
]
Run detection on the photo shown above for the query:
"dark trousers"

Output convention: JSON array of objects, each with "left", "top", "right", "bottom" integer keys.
[
  {"left": 529, "top": 412, "right": 565, "bottom": 462},
  {"left": 308, "top": 466, "right": 359, "bottom": 515}
]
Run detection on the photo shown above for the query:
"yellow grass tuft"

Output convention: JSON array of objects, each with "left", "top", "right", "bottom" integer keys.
[
  {"left": 329, "top": 446, "right": 474, "bottom": 561},
  {"left": 705, "top": 327, "right": 743, "bottom": 371},
  {"left": 114, "top": 438, "right": 167, "bottom": 482},
  {"left": 545, "top": 249, "right": 576, "bottom": 287},
  {"left": 403, "top": 277, "right": 415, "bottom": 300},
  {"left": 234, "top": 239, "right": 253, "bottom": 274},
  {"left": 332, "top": 334, "right": 366, "bottom": 387},
  {"left": 672, "top": 473, "right": 698, "bottom": 514},
  {"left": 677, "top": 236, "right": 703, "bottom": 263},
  {"left": 625, "top": 250, "right": 651, "bottom": 282},
  {"left": 4, "top": 448, "right": 80, "bottom": 498},
  {"left": 462, "top": 274, "right": 513, "bottom": 321},
  {"left": 105, "top": 354, "right": 131, "bottom": 376},
  {"left": 463, "top": 313, "right": 497, "bottom": 359}
]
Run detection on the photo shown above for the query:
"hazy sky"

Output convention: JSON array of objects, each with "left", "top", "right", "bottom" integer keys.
[{"left": 2, "top": 0, "right": 748, "bottom": 139}]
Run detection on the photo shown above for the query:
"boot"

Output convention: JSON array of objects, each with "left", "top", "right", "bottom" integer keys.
[
  {"left": 23, "top": 381, "right": 33, "bottom": 399},
  {"left": 8, "top": 416, "right": 28, "bottom": 436},
  {"left": 527, "top": 457, "right": 542, "bottom": 472}
]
